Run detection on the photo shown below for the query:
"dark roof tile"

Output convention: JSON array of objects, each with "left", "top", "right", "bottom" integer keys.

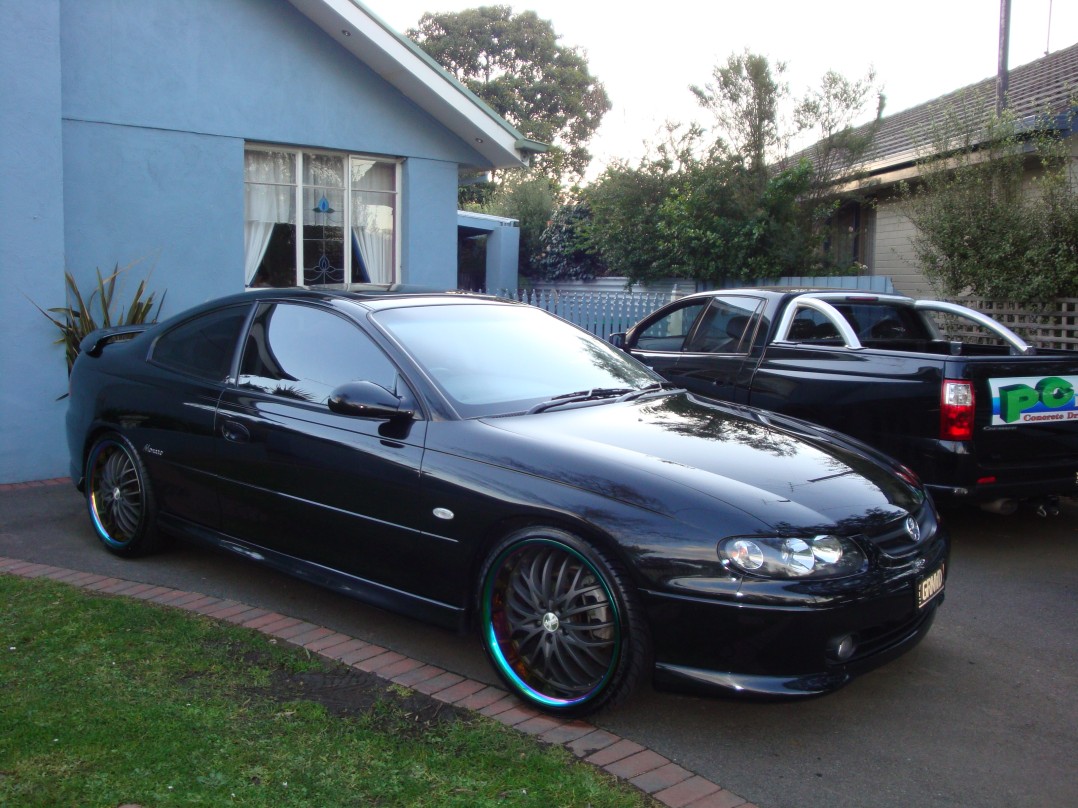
[{"left": 792, "top": 41, "right": 1078, "bottom": 176}]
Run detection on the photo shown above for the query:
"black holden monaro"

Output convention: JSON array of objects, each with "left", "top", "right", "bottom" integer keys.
[{"left": 66, "top": 288, "right": 948, "bottom": 715}]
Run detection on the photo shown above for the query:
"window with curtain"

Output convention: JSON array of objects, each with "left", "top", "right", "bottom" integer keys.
[{"left": 245, "top": 146, "right": 399, "bottom": 289}]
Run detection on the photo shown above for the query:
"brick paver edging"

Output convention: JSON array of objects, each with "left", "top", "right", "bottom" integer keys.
[{"left": 0, "top": 553, "right": 755, "bottom": 808}]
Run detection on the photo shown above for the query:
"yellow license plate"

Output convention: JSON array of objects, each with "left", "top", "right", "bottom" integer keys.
[{"left": 917, "top": 563, "right": 945, "bottom": 609}]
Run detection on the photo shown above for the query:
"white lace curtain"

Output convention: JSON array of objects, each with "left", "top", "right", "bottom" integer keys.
[
  {"left": 244, "top": 151, "right": 296, "bottom": 285},
  {"left": 351, "top": 159, "right": 395, "bottom": 284}
]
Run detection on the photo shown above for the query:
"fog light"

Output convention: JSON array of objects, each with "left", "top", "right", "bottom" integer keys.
[{"left": 828, "top": 634, "right": 857, "bottom": 662}]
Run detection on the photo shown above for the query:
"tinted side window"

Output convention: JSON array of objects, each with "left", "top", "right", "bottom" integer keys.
[
  {"left": 152, "top": 305, "right": 249, "bottom": 382},
  {"left": 635, "top": 301, "right": 708, "bottom": 351},
  {"left": 683, "top": 297, "right": 765, "bottom": 353},
  {"left": 238, "top": 303, "right": 398, "bottom": 405}
]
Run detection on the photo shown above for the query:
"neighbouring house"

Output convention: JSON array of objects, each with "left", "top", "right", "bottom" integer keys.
[
  {"left": 0, "top": 0, "right": 543, "bottom": 484},
  {"left": 813, "top": 41, "right": 1078, "bottom": 297}
]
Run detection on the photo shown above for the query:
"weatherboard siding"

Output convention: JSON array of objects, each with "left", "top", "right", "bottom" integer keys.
[{"left": 872, "top": 199, "right": 937, "bottom": 298}]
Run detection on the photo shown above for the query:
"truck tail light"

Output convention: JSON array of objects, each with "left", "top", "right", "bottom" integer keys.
[{"left": 941, "top": 380, "right": 974, "bottom": 440}]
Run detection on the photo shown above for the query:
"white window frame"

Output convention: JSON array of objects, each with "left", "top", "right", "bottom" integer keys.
[{"left": 245, "top": 144, "right": 402, "bottom": 288}]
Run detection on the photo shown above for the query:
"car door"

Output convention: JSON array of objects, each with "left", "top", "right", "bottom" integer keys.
[
  {"left": 136, "top": 302, "right": 254, "bottom": 528},
  {"left": 625, "top": 298, "right": 710, "bottom": 381},
  {"left": 214, "top": 300, "right": 429, "bottom": 593},
  {"left": 627, "top": 295, "right": 765, "bottom": 403},
  {"left": 674, "top": 295, "right": 766, "bottom": 403}
]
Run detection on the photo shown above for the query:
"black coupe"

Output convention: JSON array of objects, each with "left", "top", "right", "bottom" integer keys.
[{"left": 66, "top": 289, "right": 947, "bottom": 715}]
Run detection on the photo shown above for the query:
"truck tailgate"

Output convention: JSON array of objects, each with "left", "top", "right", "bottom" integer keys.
[{"left": 961, "top": 354, "right": 1078, "bottom": 479}]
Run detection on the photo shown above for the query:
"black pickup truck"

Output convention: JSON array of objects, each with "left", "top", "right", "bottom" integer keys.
[{"left": 610, "top": 288, "right": 1078, "bottom": 511}]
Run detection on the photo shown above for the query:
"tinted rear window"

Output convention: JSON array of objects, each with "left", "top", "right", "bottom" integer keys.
[
  {"left": 833, "top": 303, "right": 932, "bottom": 341},
  {"left": 152, "top": 305, "right": 250, "bottom": 382}
]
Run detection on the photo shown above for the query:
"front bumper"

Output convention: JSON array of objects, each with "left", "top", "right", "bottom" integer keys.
[
  {"left": 642, "top": 533, "right": 948, "bottom": 699},
  {"left": 651, "top": 601, "right": 939, "bottom": 697}
]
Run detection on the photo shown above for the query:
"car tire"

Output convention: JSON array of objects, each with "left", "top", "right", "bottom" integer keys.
[
  {"left": 85, "top": 432, "right": 162, "bottom": 557},
  {"left": 478, "top": 527, "right": 650, "bottom": 716}
]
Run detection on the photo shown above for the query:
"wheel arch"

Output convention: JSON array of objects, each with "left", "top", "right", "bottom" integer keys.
[
  {"left": 75, "top": 421, "right": 126, "bottom": 490},
  {"left": 462, "top": 509, "right": 644, "bottom": 630}
]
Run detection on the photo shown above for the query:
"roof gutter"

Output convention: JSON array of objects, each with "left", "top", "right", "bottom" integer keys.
[{"left": 287, "top": 0, "right": 548, "bottom": 170}]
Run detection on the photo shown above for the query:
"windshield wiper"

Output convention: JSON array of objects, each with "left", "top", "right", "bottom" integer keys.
[
  {"left": 616, "top": 381, "right": 683, "bottom": 402},
  {"left": 526, "top": 387, "right": 635, "bottom": 415}
]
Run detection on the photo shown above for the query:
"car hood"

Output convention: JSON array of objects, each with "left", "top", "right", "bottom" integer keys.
[{"left": 476, "top": 393, "right": 922, "bottom": 533}]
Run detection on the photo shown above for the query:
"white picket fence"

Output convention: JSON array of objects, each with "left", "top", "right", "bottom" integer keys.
[
  {"left": 493, "top": 287, "right": 676, "bottom": 339},
  {"left": 483, "top": 275, "right": 895, "bottom": 338},
  {"left": 472, "top": 276, "right": 1078, "bottom": 352}
]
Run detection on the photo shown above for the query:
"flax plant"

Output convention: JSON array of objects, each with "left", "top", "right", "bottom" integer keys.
[{"left": 34, "top": 261, "right": 165, "bottom": 373}]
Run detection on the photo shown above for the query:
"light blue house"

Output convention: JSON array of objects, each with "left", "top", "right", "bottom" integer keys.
[{"left": 0, "top": 0, "right": 539, "bottom": 484}]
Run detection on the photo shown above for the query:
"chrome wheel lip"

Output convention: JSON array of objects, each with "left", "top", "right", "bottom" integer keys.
[
  {"left": 87, "top": 440, "right": 142, "bottom": 548},
  {"left": 482, "top": 538, "right": 621, "bottom": 709}
]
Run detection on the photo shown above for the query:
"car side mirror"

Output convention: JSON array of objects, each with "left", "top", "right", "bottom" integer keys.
[
  {"left": 608, "top": 332, "right": 627, "bottom": 350},
  {"left": 328, "top": 380, "right": 414, "bottom": 421}
]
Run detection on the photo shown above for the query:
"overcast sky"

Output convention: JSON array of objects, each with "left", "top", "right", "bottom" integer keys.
[{"left": 372, "top": 0, "right": 1078, "bottom": 177}]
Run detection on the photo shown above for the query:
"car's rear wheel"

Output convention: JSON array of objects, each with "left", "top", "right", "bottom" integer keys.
[
  {"left": 85, "top": 433, "right": 161, "bottom": 557},
  {"left": 478, "top": 528, "right": 649, "bottom": 716}
]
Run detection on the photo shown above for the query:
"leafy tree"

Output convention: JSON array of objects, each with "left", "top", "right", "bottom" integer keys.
[
  {"left": 657, "top": 157, "right": 817, "bottom": 282},
  {"left": 691, "top": 51, "right": 790, "bottom": 182},
  {"left": 901, "top": 106, "right": 1078, "bottom": 303},
  {"left": 473, "top": 172, "right": 557, "bottom": 278},
  {"left": 793, "top": 69, "right": 885, "bottom": 222},
  {"left": 540, "top": 51, "right": 882, "bottom": 283},
  {"left": 583, "top": 121, "right": 817, "bottom": 286},
  {"left": 536, "top": 201, "right": 607, "bottom": 280},
  {"left": 583, "top": 125, "right": 701, "bottom": 281},
  {"left": 408, "top": 6, "right": 611, "bottom": 183}
]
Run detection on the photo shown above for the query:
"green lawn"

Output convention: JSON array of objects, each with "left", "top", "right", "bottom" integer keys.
[{"left": 0, "top": 576, "right": 649, "bottom": 807}]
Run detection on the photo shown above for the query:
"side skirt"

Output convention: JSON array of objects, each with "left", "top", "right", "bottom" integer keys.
[{"left": 157, "top": 513, "right": 467, "bottom": 632}]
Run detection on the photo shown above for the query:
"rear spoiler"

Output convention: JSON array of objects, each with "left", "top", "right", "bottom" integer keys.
[{"left": 78, "top": 325, "right": 149, "bottom": 358}]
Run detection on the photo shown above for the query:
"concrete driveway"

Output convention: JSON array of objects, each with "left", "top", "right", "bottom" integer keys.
[{"left": 2, "top": 481, "right": 1076, "bottom": 808}]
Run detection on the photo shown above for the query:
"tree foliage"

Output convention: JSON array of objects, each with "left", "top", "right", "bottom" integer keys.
[
  {"left": 535, "top": 201, "right": 607, "bottom": 280},
  {"left": 408, "top": 6, "right": 611, "bottom": 183},
  {"left": 471, "top": 172, "right": 557, "bottom": 278},
  {"left": 794, "top": 69, "right": 885, "bottom": 212},
  {"left": 583, "top": 125, "right": 698, "bottom": 281},
  {"left": 657, "top": 158, "right": 817, "bottom": 282},
  {"left": 691, "top": 51, "right": 789, "bottom": 179},
  {"left": 581, "top": 54, "right": 882, "bottom": 285},
  {"left": 581, "top": 123, "right": 820, "bottom": 285},
  {"left": 901, "top": 108, "right": 1078, "bottom": 303}
]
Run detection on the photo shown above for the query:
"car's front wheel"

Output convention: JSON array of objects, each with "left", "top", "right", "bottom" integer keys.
[
  {"left": 478, "top": 528, "right": 649, "bottom": 716},
  {"left": 85, "top": 433, "right": 161, "bottom": 557}
]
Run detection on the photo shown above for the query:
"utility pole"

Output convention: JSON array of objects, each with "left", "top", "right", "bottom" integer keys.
[{"left": 996, "top": 0, "right": 1011, "bottom": 116}]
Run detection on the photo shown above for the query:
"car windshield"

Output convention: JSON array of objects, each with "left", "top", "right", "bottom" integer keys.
[{"left": 374, "top": 303, "right": 660, "bottom": 417}]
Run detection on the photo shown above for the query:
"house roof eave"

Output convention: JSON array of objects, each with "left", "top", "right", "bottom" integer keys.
[{"left": 287, "top": 0, "right": 548, "bottom": 171}]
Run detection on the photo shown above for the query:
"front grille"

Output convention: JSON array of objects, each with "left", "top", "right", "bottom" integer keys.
[{"left": 869, "top": 506, "right": 937, "bottom": 561}]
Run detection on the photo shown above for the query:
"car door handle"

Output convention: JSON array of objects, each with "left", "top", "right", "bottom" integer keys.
[{"left": 220, "top": 420, "right": 250, "bottom": 443}]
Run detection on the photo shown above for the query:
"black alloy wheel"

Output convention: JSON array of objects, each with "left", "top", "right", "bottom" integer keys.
[
  {"left": 478, "top": 528, "right": 648, "bottom": 716},
  {"left": 85, "top": 433, "right": 161, "bottom": 557}
]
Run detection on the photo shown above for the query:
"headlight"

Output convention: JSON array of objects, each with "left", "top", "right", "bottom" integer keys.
[{"left": 719, "top": 535, "right": 866, "bottom": 579}]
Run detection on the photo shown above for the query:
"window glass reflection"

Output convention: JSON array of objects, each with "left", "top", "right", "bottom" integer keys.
[
  {"left": 239, "top": 304, "right": 396, "bottom": 404},
  {"left": 376, "top": 304, "right": 655, "bottom": 417}
]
